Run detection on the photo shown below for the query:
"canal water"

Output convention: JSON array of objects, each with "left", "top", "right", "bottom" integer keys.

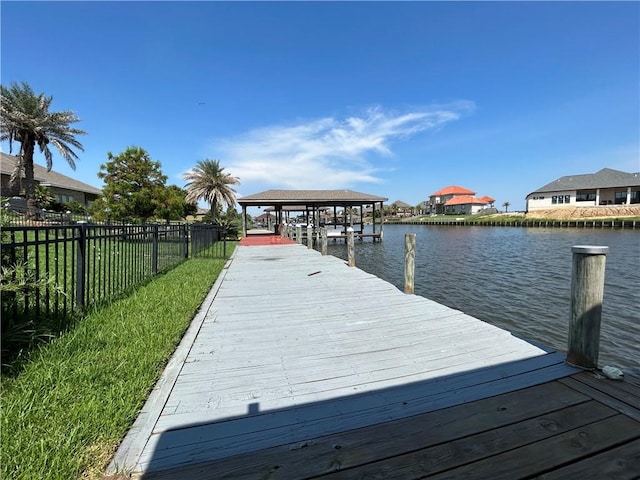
[{"left": 325, "top": 224, "right": 639, "bottom": 371}]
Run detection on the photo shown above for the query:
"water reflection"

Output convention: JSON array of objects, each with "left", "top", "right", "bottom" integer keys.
[{"left": 326, "top": 225, "right": 639, "bottom": 371}]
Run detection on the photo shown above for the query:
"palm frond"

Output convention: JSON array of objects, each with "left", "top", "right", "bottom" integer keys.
[{"left": 182, "top": 159, "right": 240, "bottom": 216}]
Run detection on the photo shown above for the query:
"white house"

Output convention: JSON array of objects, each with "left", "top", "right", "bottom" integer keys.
[{"left": 526, "top": 168, "right": 640, "bottom": 211}]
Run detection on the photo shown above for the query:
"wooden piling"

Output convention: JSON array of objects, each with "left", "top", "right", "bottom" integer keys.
[
  {"left": 296, "top": 225, "right": 302, "bottom": 244},
  {"left": 307, "top": 225, "right": 313, "bottom": 249},
  {"left": 566, "top": 245, "right": 608, "bottom": 369},
  {"left": 347, "top": 227, "right": 355, "bottom": 267},
  {"left": 320, "top": 227, "right": 328, "bottom": 256},
  {"left": 404, "top": 233, "right": 415, "bottom": 294}
]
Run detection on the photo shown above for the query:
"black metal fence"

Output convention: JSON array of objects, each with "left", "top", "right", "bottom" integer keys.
[{"left": 1, "top": 223, "right": 226, "bottom": 330}]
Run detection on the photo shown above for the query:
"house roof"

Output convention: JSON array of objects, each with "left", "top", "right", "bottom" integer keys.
[
  {"left": 444, "top": 195, "right": 488, "bottom": 206},
  {"left": 391, "top": 200, "right": 413, "bottom": 208},
  {"left": 479, "top": 195, "right": 495, "bottom": 203},
  {"left": 1, "top": 152, "right": 101, "bottom": 196},
  {"left": 430, "top": 185, "right": 476, "bottom": 197},
  {"left": 238, "top": 190, "right": 387, "bottom": 207},
  {"left": 529, "top": 168, "right": 640, "bottom": 195}
]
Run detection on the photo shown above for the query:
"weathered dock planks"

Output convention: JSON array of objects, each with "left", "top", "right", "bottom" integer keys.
[
  {"left": 106, "top": 243, "right": 637, "bottom": 479},
  {"left": 138, "top": 373, "right": 640, "bottom": 479}
]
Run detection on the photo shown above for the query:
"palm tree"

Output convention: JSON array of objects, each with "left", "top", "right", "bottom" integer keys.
[
  {"left": 502, "top": 201, "right": 511, "bottom": 213},
  {"left": 1, "top": 82, "right": 86, "bottom": 217},
  {"left": 182, "top": 159, "right": 240, "bottom": 223}
]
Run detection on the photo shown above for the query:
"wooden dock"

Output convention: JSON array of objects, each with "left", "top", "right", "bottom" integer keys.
[{"left": 106, "top": 243, "right": 640, "bottom": 479}]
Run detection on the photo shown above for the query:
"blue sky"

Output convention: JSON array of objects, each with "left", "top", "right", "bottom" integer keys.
[{"left": 2, "top": 1, "right": 638, "bottom": 212}]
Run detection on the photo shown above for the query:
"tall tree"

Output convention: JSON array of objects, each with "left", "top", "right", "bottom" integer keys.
[
  {"left": 154, "top": 185, "right": 197, "bottom": 222},
  {"left": 92, "top": 147, "right": 167, "bottom": 222},
  {"left": 502, "top": 201, "right": 511, "bottom": 213},
  {"left": 182, "top": 159, "right": 239, "bottom": 223},
  {"left": 0, "top": 82, "right": 86, "bottom": 217}
]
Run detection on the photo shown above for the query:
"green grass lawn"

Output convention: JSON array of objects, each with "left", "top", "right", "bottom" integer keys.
[{"left": 1, "top": 251, "right": 234, "bottom": 480}]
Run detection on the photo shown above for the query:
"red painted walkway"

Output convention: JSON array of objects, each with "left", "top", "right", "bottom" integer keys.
[{"left": 239, "top": 235, "right": 296, "bottom": 246}]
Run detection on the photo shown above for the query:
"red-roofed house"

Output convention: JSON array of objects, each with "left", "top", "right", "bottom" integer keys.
[
  {"left": 444, "top": 195, "right": 490, "bottom": 215},
  {"left": 427, "top": 186, "right": 495, "bottom": 215}
]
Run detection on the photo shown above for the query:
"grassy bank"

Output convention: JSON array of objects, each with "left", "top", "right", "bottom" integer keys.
[{"left": 1, "top": 251, "right": 234, "bottom": 480}]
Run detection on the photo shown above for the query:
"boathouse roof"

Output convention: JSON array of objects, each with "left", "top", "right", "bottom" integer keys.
[{"left": 238, "top": 189, "right": 388, "bottom": 207}]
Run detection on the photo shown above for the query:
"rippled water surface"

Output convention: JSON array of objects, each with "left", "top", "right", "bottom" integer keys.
[{"left": 326, "top": 225, "right": 639, "bottom": 371}]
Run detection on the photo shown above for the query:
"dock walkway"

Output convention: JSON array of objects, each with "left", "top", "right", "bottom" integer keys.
[{"left": 107, "top": 242, "right": 639, "bottom": 479}]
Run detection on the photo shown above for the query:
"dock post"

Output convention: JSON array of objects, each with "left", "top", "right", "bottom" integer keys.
[
  {"left": 307, "top": 225, "right": 313, "bottom": 249},
  {"left": 321, "top": 227, "right": 328, "bottom": 256},
  {"left": 296, "top": 225, "right": 302, "bottom": 244},
  {"left": 404, "top": 233, "right": 416, "bottom": 294},
  {"left": 347, "top": 227, "right": 355, "bottom": 267},
  {"left": 566, "top": 245, "right": 608, "bottom": 369}
]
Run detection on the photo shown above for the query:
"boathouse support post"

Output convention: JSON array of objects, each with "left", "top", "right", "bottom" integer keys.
[
  {"left": 296, "top": 225, "right": 302, "bottom": 244},
  {"left": 241, "top": 206, "right": 248, "bottom": 237},
  {"left": 321, "top": 227, "right": 328, "bottom": 255},
  {"left": 307, "top": 225, "right": 313, "bottom": 249},
  {"left": 404, "top": 233, "right": 416, "bottom": 294},
  {"left": 567, "top": 245, "right": 608, "bottom": 369},
  {"left": 347, "top": 227, "right": 355, "bottom": 267}
]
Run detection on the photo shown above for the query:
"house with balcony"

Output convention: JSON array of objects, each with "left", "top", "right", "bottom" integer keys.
[
  {"left": 427, "top": 186, "right": 495, "bottom": 215},
  {"left": 525, "top": 168, "right": 640, "bottom": 211}
]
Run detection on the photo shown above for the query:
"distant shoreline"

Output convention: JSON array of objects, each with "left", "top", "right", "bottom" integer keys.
[{"left": 386, "top": 205, "right": 640, "bottom": 224}]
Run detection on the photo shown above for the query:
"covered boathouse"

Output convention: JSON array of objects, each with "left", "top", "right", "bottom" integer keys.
[{"left": 237, "top": 189, "right": 388, "bottom": 238}]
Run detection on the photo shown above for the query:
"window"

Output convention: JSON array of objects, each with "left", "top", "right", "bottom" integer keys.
[
  {"left": 631, "top": 190, "right": 640, "bottom": 204},
  {"left": 558, "top": 196, "right": 564, "bottom": 204},
  {"left": 552, "top": 196, "right": 558, "bottom": 204},
  {"left": 615, "top": 191, "right": 627, "bottom": 205},
  {"left": 565, "top": 195, "right": 571, "bottom": 204},
  {"left": 576, "top": 190, "right": 596, "bottom": 202},
  {"left": 55, "top": 194, "right": 75, "bottom": 204}
]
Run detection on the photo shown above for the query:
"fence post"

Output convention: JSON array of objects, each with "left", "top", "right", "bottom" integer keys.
[
  {"left": 307, "top": 225, "right": 313, "bottom": 249},
  {"left": 404, "top": 233, "right": 416, "bottom": 294},
  {"left": 152, "top": 224, "right": 159, "bottom": 275},
  {"left": 296, "top": 225, "right": 303, "bottom": 244},
  {"left": 321, "top": 227, "right": 328, "bottom": 256},
  {"left": 182, "top": 224, "right": 189, "bottom": 258},
  {"left": 567, "top": 245, "right": 608, "bottom": 369},
  {"left": 75, "top": 223, "right": 86, "bottom": 309},
  {"left": 223, "top": 230, "right": 227, "bottom": 257},
  {"left": 347, "top": 227, "right": 355, "bottom": 267}
]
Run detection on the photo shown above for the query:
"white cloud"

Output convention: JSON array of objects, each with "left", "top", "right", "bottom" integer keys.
[{"left": 211, "top": 102, "right": 474, "bottom": 190}]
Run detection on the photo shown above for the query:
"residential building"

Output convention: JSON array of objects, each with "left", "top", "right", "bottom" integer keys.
[
  {"left": 0, "top": 152, "right": 101, "bottom": 206},
  {"left": 526, "top": 168, "right": 640, "bottom": 211},
  {"left": 185, "top": 207, "right": 209, "bottom": 222},
  {"left": 389, "top": 200, "right": 414, "bottom": 217},
  {"left": 427, "top": 186, "right": 495, "bottom": 215}
]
